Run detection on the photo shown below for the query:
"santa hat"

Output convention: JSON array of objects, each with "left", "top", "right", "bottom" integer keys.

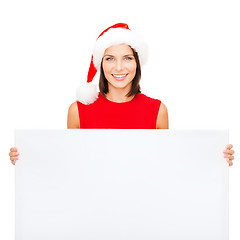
[{"left": 76, "top": 23, "right": 148, "bottom": 105}]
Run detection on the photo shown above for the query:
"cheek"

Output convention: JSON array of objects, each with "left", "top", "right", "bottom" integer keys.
[
  {"left": 102, "top": 62, "right": 110, "bottom": 75},
  {"left": 129, "top": 62, "right": 137, "bottom": 75}
]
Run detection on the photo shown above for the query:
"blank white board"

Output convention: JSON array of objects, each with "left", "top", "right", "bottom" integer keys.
[{"left": 15, "top": 129, "right": 229, "bottom": 240}]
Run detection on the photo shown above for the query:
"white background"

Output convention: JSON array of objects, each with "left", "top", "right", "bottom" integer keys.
[{"left": 0, "top": 0, "right": 239, "bottom": 239}]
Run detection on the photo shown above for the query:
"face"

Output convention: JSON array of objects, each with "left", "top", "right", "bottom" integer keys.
[{"left": 102, "top": 44, "right": 137, "bottom": 91}]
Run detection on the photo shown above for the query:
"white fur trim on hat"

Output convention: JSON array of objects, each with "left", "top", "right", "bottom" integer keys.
[
  {"left": 92, "top": 28, "right": 148, "bottom": 69},
  {"left": 76, "top": 82, "right": 99, "bottom": 105}
]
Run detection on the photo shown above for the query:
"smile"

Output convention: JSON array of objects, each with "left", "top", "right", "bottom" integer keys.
[{"left": 112, "top": 74, "right": 128, "bottom": 81}]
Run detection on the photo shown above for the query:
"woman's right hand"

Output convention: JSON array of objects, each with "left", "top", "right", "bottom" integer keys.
[{"left": 9, "top": 147, "right": 19, "bottom": 165}]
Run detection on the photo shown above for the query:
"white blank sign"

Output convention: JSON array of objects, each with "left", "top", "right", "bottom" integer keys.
[{"left": 15, "top": 129, "right": 229, "bottom": 240}]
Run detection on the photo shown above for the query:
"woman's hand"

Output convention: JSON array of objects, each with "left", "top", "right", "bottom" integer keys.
[
  {"left": 9, "top": 147, "right": 19, "bottom": 165},
  {"left": 224, "top": 144, "right": 234, "bottom": 167},
  {"left": 8, "top": 145, "right": 236, "bottom": 166}
]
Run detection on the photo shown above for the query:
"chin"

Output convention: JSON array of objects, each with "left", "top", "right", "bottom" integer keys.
[{"left": 110, "top": 81, "right": 132, "bottom": 89}]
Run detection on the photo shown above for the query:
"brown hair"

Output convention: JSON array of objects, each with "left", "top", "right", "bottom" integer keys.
[{"left": 99, "top": 47, "right": 141, "bottom": 98}]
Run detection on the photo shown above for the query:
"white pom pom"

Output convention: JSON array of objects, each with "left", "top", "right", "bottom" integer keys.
[{"left": 76, "top": 82, "right": 99, "bottom": 105}]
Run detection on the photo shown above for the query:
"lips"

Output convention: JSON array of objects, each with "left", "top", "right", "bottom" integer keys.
[{"left": 112, "top": 74, "right": 128, "bottom": 81}]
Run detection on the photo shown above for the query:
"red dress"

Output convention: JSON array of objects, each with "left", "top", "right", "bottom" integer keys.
[{"left": 77, "top": 92, "right": 161, "bottom": 129}]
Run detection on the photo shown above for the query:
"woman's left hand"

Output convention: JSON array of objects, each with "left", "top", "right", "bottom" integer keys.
[{"left": 224, "top": 144, "right": 235, "bottom": 167}]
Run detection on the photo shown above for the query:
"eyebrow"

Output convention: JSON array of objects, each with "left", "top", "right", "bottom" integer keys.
[{"left": 103, "top": 54, "right": 134, "bottom": 57}]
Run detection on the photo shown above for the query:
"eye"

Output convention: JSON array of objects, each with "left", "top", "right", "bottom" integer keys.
[
  {"left": 105, "top": 57, "right": 114, "bottom": 61},
  {"left": 125, "top": 56, "right": 133, "bottom": 61}
]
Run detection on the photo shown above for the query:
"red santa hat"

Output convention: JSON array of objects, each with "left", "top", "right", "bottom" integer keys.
[{"left": 76, "top": 23, "right": 148, "bottom": 105}]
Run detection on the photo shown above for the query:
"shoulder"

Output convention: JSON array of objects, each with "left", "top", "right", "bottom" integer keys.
[
  {"left": 156, "top": 102, "right": 169, "bottom": 129},
  {"left": 158, "top": 102, "right": 168, "bottom": 116},
  {"left": 67, "top": 102, "right": 80, "bottom": 129},
  {"left": 68, "top": 101, "right": 79, "bottom": 114},
  {"left": 138, "top": 93, "right": 161, "bottom": 104}
]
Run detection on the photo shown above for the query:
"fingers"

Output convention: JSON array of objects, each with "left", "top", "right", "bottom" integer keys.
[
  {"left": 9, "top": 151, "right": 19, "bottom": 157},
  {"left": 11, "top": 160, "right": 16, "bottom": 165},
  {"left": 10, "top": 158, "right": 17, "bottom": 165},
  {"left": 9, "top": 151, "right": 18, "bottom": 157},
  {"left": 226, "top": 144, "right": 233, "bottom": 150},
  {"left": 223, "top": 145, "right": 234, "bottom": 167},
  {"left": 9, "top": 147, "right": 19, "bottom": 165},
  {"left": 10, "top": 157, "right": 18, "bottom": 165},
  {"left": 223, "top": 153, "right": 234, "bottom": 160},
  {"left": 224, "top": 149, "right": 235, "bottom": 155},
  {"left": 228, "top": 161, "right": 233, "bottom": 167},
  {"left": 10, "top": 147, "right": 18, "bottom": 151},
  {"left": 10, "top": 156, "right": 19, "bottom": 165},
  {"left": 226, "top": 159, "right": 233, "bottom": 166},
  {"left": 10, "top": 156, "right": 19, "bottom": 161}
]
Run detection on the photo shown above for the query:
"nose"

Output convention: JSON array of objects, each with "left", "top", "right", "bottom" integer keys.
[{"left": 115, "top": 59, "right": 124, "bottom": 72}]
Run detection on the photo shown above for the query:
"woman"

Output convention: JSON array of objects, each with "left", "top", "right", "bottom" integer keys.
[{"left": 9, "top": 23, "right": 234, "bottom": 165}]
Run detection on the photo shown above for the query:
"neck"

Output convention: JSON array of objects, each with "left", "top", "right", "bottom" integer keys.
[{"left": 105, "top": 88, "right": 135, "bottom": 103}]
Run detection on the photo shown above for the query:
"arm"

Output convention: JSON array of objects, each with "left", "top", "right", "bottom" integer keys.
[
  {"left": 156, "top": 102, "right": 169, "bottom": 129},
  {"left": 67, "top": 102, "right": 80, "bottom": 129}
]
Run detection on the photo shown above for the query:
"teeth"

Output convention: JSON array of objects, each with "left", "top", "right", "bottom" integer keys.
[{"left": 113, "top": 74, "right": 127, "bottom": 78}]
